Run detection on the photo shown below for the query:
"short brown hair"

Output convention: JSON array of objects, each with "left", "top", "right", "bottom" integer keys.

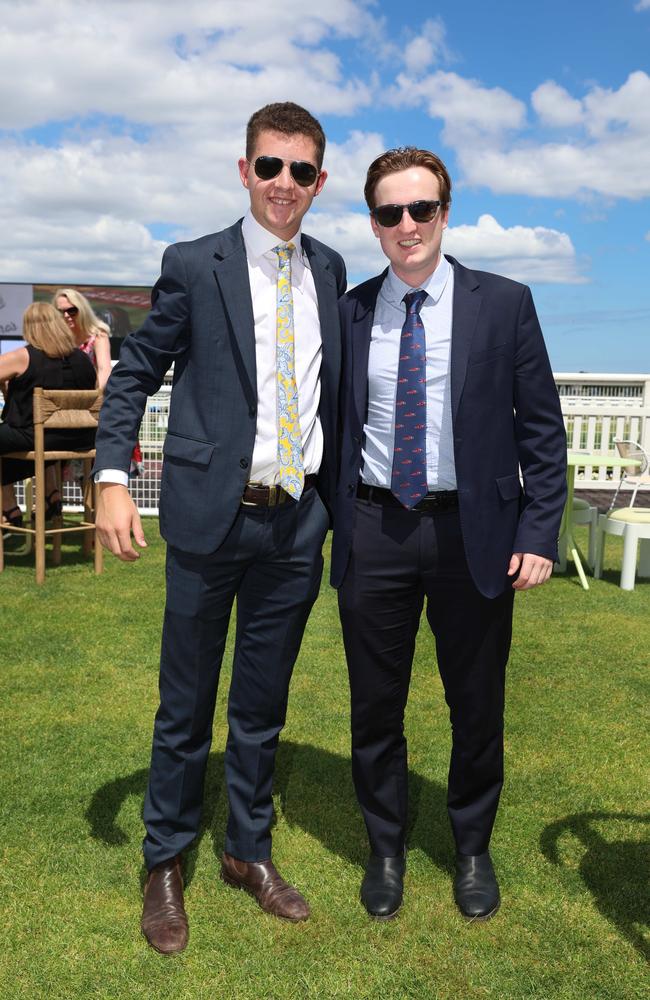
[
  {"left": 23, "top": 302, "right": 76, "bottom": 358},
  {"left": 364, "top": 147, "right": 452, "bottom": 210},
  {"left": 246, "top": 102, "right": 326, "bottom": 170}
]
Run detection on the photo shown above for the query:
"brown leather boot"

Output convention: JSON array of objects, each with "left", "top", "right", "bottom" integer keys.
[
  {"left": 141, "top": 855, "right": 189, "bottom": 953},
  {"left": 220, "top": 852, "right": 309, "bottom": 921}
]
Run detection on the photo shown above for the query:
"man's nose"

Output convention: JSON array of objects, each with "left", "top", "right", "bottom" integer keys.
[
  {"left": 397, "top": 207, "right": 416, "bottom": 232},
  {"left": 274, "top": 164, "right": 294, "bottom": 189}
]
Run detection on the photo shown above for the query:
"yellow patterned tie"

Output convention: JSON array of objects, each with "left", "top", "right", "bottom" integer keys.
[{"left": 273, "top": 242, "right": 304, "bottom": 499}]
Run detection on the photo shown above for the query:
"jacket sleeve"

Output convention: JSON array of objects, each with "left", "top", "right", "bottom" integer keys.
[
  {"left": 94, "top": 244, "right": 192, "bottom": 473},
  {"left": 511, "top": 286, "right": 567, "bottom": 559}
]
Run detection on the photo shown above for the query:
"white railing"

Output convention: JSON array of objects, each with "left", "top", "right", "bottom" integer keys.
[{"left": 2, "top": 370, "right": 649, "bottom": 513}]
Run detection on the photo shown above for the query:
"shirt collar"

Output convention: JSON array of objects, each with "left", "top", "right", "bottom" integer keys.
[
  {"left": 384, "top": 253, "right": 451, "bottom": 307},
  {"left": 241, "top": 210, "right": 304, "bottom": 262}
]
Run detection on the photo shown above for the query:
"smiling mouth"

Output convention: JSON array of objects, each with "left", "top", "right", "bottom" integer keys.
[
  {"left": 398, "top": 239, "right": 421, "bottom": 248},
  {"left": 269, "top": 197, "right": 292, "bottom": 206}
]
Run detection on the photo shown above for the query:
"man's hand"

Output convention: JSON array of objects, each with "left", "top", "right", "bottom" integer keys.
[
  {"left": 507, "top": 552, "right": 553, "bottom": 590},
  {"left": 96, "top": 482, "right": 147, "bottom": 561}
]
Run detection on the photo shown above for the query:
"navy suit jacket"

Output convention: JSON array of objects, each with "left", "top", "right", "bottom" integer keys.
[
  {"left": 330, "top": 255, "right": 567, "bottom": 598},
  {"left": 94, "top": 220, "right": 346, "bottom": 554}
]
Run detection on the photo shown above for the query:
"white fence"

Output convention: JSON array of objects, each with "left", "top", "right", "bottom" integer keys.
[
  {"left": 557, "top": 373, "right": 650, "bottom": 489},
  {"left": 3, "top": 371, "right": 650, "bottom": 514}
]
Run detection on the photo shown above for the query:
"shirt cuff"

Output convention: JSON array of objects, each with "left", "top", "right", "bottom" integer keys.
[{"left": 94, "top": 469, "right": 129, "bottom": 486}]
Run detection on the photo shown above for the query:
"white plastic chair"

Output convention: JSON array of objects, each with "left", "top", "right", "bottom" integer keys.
[
  {"left": 594, "top": 509, "right": 650, "bottom": 591},
  {"left": 608, "top": 440, "right": 650, "bottom": 511}
]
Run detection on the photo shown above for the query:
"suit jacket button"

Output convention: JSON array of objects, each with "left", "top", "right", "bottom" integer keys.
[
  {"left": 240, "top": 458, "right": 249, "bottom": 469},
  {"left": 249, "top": 407, "right": 256, "bottom": 418}
]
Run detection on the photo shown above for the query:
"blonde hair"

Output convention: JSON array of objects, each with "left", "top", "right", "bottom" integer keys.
[
  {"left": 52, "top": 287, "right": 110, "bottom": 343},
  {"left": 23, "top": 302, "right": 77, "bottom": 358}
]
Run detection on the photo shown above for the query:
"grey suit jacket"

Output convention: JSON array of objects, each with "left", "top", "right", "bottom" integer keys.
[{"left": 94, "top": 220, "right": 346, "bottom": 553}]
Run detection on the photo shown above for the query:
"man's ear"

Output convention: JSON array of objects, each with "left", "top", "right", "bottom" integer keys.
[{"left": 238, "top": 157, "right": 250, "bottom": 189}]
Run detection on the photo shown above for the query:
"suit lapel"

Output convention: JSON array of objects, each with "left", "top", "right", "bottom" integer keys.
[
  {"left": 447, "top": 255, "right": 482, "bottom": 422},
  {"left": 212, "top": 222, "right": 257, "bottom": 398},
  {"left": 351, "top": 272, "right": 386, "bottom": 428}
]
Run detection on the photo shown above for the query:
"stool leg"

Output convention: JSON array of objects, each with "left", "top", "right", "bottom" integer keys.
[
  {"left": 82, "top": 461, "right": 92, "bottom": 557},
  {"left": 638, "top": 537, "right": 650, "bottom": 579},
  {"left": 594, "top": 518, "right": 606, "bottom": 580},
  {"left": 587, "top": 509, "right": 598, "bottom": 570},
  {"left": 52, "top": 463, "right": 63, "bottom": 567},
  {"left": 620, "top": 528, "right": 638, "bottom": 591},
  {"left": 35, "top": 476, "right": 46, "bottom": 585}
]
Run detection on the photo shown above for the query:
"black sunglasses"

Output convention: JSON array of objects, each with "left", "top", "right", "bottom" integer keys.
[
  {"left": 253, "top": 155, "right": 319, "bottom": 187},
  {"left": 57, "top": 306, "right": 79, "bottom": 317},
  {"left": 371, "top": 200, "right": 441, "bottom": 228}
]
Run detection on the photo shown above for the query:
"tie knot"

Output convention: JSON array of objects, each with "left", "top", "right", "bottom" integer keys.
[
  {"left": 273, "top": 242, "right": 295, "bottom": 265},
  {"left": 404, "top": 289, "right": 427, "bottom": 315}
]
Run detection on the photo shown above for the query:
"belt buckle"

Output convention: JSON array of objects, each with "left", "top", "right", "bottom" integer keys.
[
  {"left": 268, "top": 485, "right": 280, "bottom": 507},
  {"left": 242, "top": 481, "right": 263, "bottom": 507}
]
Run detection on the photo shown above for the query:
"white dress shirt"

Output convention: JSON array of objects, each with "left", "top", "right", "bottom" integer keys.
[
  {"left": 361, "top": 254, "right": 457, "bottom": 491},
  {"left": 242, "top": 211, "right": 323, "bottom": 483},
  {"left": 96, "top": 210, "right": 323, "bottom": 487}
]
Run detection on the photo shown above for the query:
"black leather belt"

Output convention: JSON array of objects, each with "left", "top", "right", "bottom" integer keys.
[
  {"left": 242, "top": 474, "right": 318, "bottom": 507},
  {"left": 356, "top": 482, "right": 459, "bottom": 512}
]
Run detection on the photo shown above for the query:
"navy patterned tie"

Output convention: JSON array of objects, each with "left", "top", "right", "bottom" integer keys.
[{"left": 391, "top": 289, "right": 428, "bottom": 508}]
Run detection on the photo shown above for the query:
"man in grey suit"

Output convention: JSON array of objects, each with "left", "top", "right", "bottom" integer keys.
[{"left": 94, "top": 102, "right": 346, "bottom": 953}]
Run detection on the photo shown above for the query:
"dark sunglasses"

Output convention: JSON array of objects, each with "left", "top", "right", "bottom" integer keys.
[
  {"left": 253, "top": 155, "right": 319, "bottom": 187},
  {"left": 371, "top": 200, "right": 441, "bottom": 228},
  {"left": 57, "top": 305, "right": 79, "bottom": 317}
]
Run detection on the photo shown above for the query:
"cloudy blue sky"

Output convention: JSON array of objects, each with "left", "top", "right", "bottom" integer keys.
[{"left": 1, "top": 0, "right": 649, "bottom": 372}]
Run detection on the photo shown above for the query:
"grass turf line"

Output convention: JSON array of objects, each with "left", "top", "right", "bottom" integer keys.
[{"left": 0, "top": 523, "right": 648, "bottom": 999}]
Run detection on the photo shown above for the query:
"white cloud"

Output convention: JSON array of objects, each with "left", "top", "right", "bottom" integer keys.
[
  {"left": 389, "top": 70, "right": 526, "bottom": 142},
  {"left": 404, "top": 69, "right": 650, "bottom": 200},
  {"left": 309, "top": 211, "right": 583, "bottom": 286},
  {"left": 0, "top": 215, "right": 167, "bottom": 283},
  {"left": 317, "top": 132, "right": 386, "bottom": 211},
  {"left": 0, "top": 2, "right": 598, "bottom": 288},
  {"left": 532, "top": 81, "right": 583, "bottom": 127},
  {"left": 0, "top": 0, "right": 382, "bottom": 282},
  {"left": 403, "top": 19, "right": 449, "bottom": 74},
  {"left": 0, "top": 0, "right": 374, "bottom": 130},
  {"left": 444, "top": 214, "right": 585, "bottom": 284},
  {"left": 635, "top": 0, "right": 650, "bottom": 10}
]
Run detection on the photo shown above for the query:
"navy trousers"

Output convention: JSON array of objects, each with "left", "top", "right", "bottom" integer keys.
[
  {"left": 143, "top": 486, "right": 329, "bottom": 870},
  {"left": 338, "top": 498, "right": 515, "bottom": 858}
]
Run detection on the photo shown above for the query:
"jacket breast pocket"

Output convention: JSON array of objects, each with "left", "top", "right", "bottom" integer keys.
[{"left": 163, "top": 432, "right": 215, "bottom": 467}]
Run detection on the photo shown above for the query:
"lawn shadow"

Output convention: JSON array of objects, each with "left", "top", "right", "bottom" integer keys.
[
  {"left": 85, "top": 753, "right": 225, "bottom": 889},
  {"left": 272, "top": 741, "right": 453, "bottom": 873},
  {"left": 540, "top": 811, "right": 650, "bottom": 961},
  {"left": 86, "top": 741, "right": 453, "bottom": 883}
]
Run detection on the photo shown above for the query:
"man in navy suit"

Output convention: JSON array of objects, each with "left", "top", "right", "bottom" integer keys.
[
  {"left": 331, "top": 147, "right": 566, "bottom": 922},
  {"left": 94, "top": 103, "right": 346, "bottom": 952}
]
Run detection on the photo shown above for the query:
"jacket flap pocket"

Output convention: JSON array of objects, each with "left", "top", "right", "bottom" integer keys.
[
  {"left": 469, "top": 344, "right": 507, "bottom": 365},
  {"left": 163, "top": 432, "right": 215, "bottom": 466},
  {"left": 496, "top": 473, "right": 522, "bottom": 500}
]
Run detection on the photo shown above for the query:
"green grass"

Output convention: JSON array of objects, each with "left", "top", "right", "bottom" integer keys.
[{"left": 0, "top": 524, "right": 648, "bottom": 1000}]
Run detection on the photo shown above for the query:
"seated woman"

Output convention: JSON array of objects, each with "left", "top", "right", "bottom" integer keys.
[{"left": 1, "top": 302, "right": 97, "bottom": 530}]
